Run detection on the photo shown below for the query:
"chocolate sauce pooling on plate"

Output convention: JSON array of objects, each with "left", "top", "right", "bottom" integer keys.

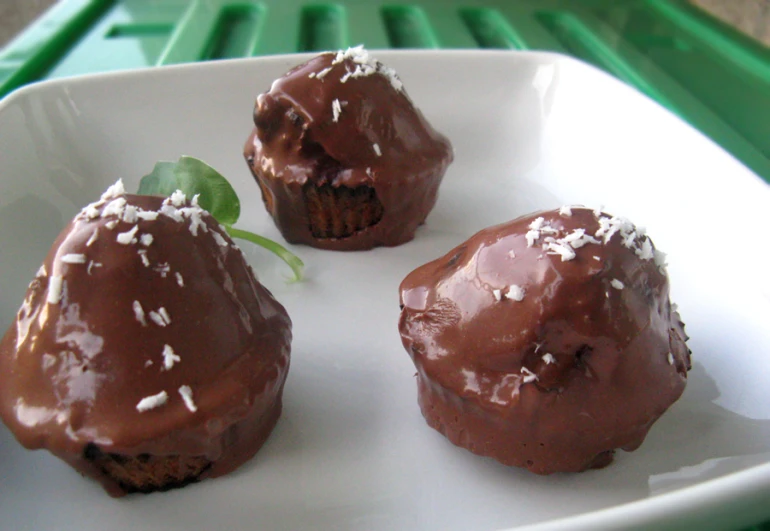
[
  {"left": 244, "top": 47, "right": 453, "bottom": 250},
  {"left": 399, "top": 207, "right": 690, "bottom": 474},
  {"left": 0, "top": 184, "right": 291, "bottom": 496}
]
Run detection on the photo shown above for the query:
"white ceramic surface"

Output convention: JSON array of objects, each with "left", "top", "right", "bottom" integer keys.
[{"left": 0, "top": 51, "right": 769, "bottom": 531}]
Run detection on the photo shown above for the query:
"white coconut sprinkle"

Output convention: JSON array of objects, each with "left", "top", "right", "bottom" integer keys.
[
  {"left": 86, "top": 261, "right": 102, "bottom": 275},
  {"left": 105, "top": 220, "right": 118, "bottom": 230},
  {"left": 593, "top": 256, "right": 601, "bottom": 261},
  {"left": 122, "top": 205, "right": 138, "bottom": 224},
  {"left": 541, "top": 353, "right": 556, "bottom": 365},
  {"left": 508, "top": 250, "right": 516, "bottom": 258},
  {"left": 559, "top": 205, "right": 572, "bottom": 217},
  {"left": 492, "top": 288, "right": 502, "bottom": 301},
  {"left": 133, "top": 300, "right": 146, "bottom": 326},
  {"left": 136, "top": 391, "right": 168, "bottom": 412},
  {"left": 170, "top": 190, "right": 186, "bottom": 207},
  {"left": 315, "top": 66, "right": 332, "bottom": 79},
  {"left": 212, "top": 231, "right": 228, "bottom": 247},
  {"left": 116, "top": 225, "right": 139, "bottom": 245},
  {"left": 144, "top": 360, "right": 153, "bottom": 367},
  {"left": 154, "top": 263, "right": 170, "bottom": 278},
  {"left": 86, "top": 229, "right": 98, "bottom": 247},
  {"left": 332, "top": 98, "right": 342, "bottom": 122},
  {"left": 36, "top": 265, "right": 47, "bottom": 278},
  {"left": 610, "top": 279, "right": 625, "bottom": 290},
  {"left": 373, "top": 143, "right": 381, "bottom": 157},
  {"left": 148, "top": 308, "right": 170, "bottom": 327},
  {"left": 667, "top": 352, "right": 674, "bottom": 365},
  {"left": 175, "top": 272, "right": 184, "bottom": 287},
  {"left": 139, "top": 233, "right": 153, "bottom": 247},
  {"left": 136, "top": 211, "right": 158, "bottom": 221},
  {"left": 101, "top": 179, "right": 125, "bottom": 200},
  {"left": 544, "top": 240, "right": 576, "bottom": 261},
  {"left": 61, "top": 253, "right": 86, "bottom": 264},
  {"left": 178, "top": 385, "right": 197, "bottom": 413},
  {"left": 332, "top": 45, "right": 403, "bottom": 91},
  {"left": 137, "top": 250, "right": 150, "bottom": 267},
  {"left": 47, "top": 276, "right": 63, "bottom": 304},
  {"left": 520, "top": 367, "right": 538, "bottom": 384},
  {"left": 161, "top": 344, "right": 181, "bottom": 370},
  {"left": 506, "top": 284, "right": 524, "bottom": 301},
  {"left": 101, "top": 197, "right": 127, "bottom": 219},
  {"left": 84, "top": 204, "right": 100, "bottom": 219}
]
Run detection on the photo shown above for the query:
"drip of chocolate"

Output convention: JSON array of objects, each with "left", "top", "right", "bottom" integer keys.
[
  {"left": 0, "top": 185, "right": 292, "bottom": 496},
  {"left": 399, "top": 207, "right": 690, "bottom": 474},
  {"left": 244, "top": 47, "right": 453, "bottom": 250}
]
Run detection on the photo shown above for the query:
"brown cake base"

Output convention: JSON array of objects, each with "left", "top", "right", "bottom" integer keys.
[
  {"left": 415, "top": 370, "right": 633, "bottom": 475},
  {"left": 303, "top": 182, "right": 384, "bottom": 239}
]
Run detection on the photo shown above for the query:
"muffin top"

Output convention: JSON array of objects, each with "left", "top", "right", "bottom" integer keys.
[
  {"left": 247, "top": 46, "right": 453, "bottom": 188},
  {"left": 399, "top": 207, "right": 690, "bottom": 472},
  {"left": 0, "top": 182, "right": 291, "bottom": 456}
]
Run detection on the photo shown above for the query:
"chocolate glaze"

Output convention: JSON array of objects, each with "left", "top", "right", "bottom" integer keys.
[
  {"left": 0, "top": 186, "right": 291, "bottom": 496},
  {"left": 399, "top": 208, "right": 690, "bottom": 474},
  {"left": 244, "top": 48, "right": 453, "bottom": 250}
]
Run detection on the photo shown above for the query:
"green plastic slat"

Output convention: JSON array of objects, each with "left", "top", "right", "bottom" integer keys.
[
  {"left": 343, "top": 4, "right": 390, "bottom": 50},
  {"left": 382, "top": 5, "right": 439, "bottom": 49},
  {"left": 0, "top": 0, "right": 769, "bottom": 188},
  {"left": 459, "top": 7, "right": 527, "bottom": 50}
]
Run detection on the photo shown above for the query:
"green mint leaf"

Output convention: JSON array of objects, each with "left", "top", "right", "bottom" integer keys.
[
  {"left": 227, "top": 227, "right": 305, "bottom": 283},
  {"left": 138, "top": 156, "right": 240, "bottom": 226},
  {"left": 138, "top": 156, "right": 304, "bottom": 282}
]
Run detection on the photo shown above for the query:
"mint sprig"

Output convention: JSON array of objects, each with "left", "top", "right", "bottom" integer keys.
[{"left": 139, "top": 156, "right": 304, "bottom": 282}]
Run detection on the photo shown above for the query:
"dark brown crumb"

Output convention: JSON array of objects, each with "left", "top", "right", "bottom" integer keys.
[
  {"left": 303, "top": 182, "right": 384, "bottom": 239},
  {"left": 84, "top": 443, "right": 211, "bottom": 494}
]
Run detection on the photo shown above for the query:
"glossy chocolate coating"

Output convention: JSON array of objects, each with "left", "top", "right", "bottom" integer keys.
[
  {"left": 244, "top": 49, "right": 453, "bottom": 250},
  {"left": 0, "top": 189, "right": 291, "bottom": 496},
  {"left": 399, "top": 208, "right": 690, "bottom": 474}
]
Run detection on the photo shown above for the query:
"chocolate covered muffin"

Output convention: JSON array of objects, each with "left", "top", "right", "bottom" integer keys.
[
  {"left": 244, "top": 46, "right": 453, "bottom": 251},
  {"left": 398, "top": 207, "right": 690, "bottom": 474},
  {"left": 0, "top": 181, "right": 292, "bottom": 496}
]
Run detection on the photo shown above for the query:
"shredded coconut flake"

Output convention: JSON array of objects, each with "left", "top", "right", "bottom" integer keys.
[
  {"left": 610, "top": 279, "right": 625, "bottom": 290},
  {"left": 593, "top": 256, "right": 601, "bottom": 261},
  {"left": 559, "top": 205, "right": 572, "bottom": 217},
  {"left": 101, "top": 198, "right": 127, "bottom": 219},
  {"left": 105, "top": 220, "right": 118, "bottom": 230},
  {"left": 133, "top": 300, "right": 146, "bottom": 326},
  {"left": 86, "top": 229, "right": 98, "bottom": 247},
  {"left": 138, "top": 250, "right": 150, "bottom": 267},
  {"left": 373, "top": 143, "right": 381, "bottom": 157},
  {"left": 332, "top": 98, "right": 342, "bottom": 122},
  {"left": 492, "top": 288, "right": 502, "bottom": 301},
  {"left": 101, "top": 179, "right": 126, "bottom": 200},
  {"left": 507, "top": 284, "right": 526, "bottom": 301},
  {"left": 84, "top": 204, "right": 100, "bottom": 219},
  {"left": 136, "top": 391, "right": 168, "bottom": 412},
  {"left": 170, "top": 190, "right": 186, "bottom": 207},
  {"left": 148, "top": 308, "right": 170, "bottom": 327},
  {"left": 541, "top": 353, "right": 556, "bottom": 365},
  {"left": 136, "top": 211, "right": 158, "bottom": 221},
  {"left": 161, "top": 344, "right": 181, "bottom": 370},
  {"left": 667, "top": 352, "right": 675, "bottom": 365},
  {"left": 175, "top": 272, "right": 184, "bottom": 287},
  {"left": 520, "top": 367, "right": 538, "bottom": 383},
  {"left": 86, "top": 261, "right": 102, "bottom": 275},
  {"left": 508, "top": 250, "right": 516, "bottom": 259},
  {"left": 212, "top": 231, "right": 228, "bottom": 247},
  {"left": 61, "top": 253, "right": 86, "bottom": 264},
  {"left": 47, "top": 276, "right": 63, "bottom": 304},
  {"left": 116, "top": 225, "right": 139, "bottom": 245},
  {"left": 140, "top": 233, "right": 153, "bottom": 247},
  {"left": 122, "top": 205, "right": 138, "bottom": 224},
  {"left": 178, "top": 385, "right": 197, "bottom": 412},
  {"left": 315, "top": 66, "right": 332, "bottom": 79}
]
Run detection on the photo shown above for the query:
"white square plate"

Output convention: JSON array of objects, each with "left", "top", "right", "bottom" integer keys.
[{"left": 1, "top": 51, "right": 769, "bottom": 531}]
